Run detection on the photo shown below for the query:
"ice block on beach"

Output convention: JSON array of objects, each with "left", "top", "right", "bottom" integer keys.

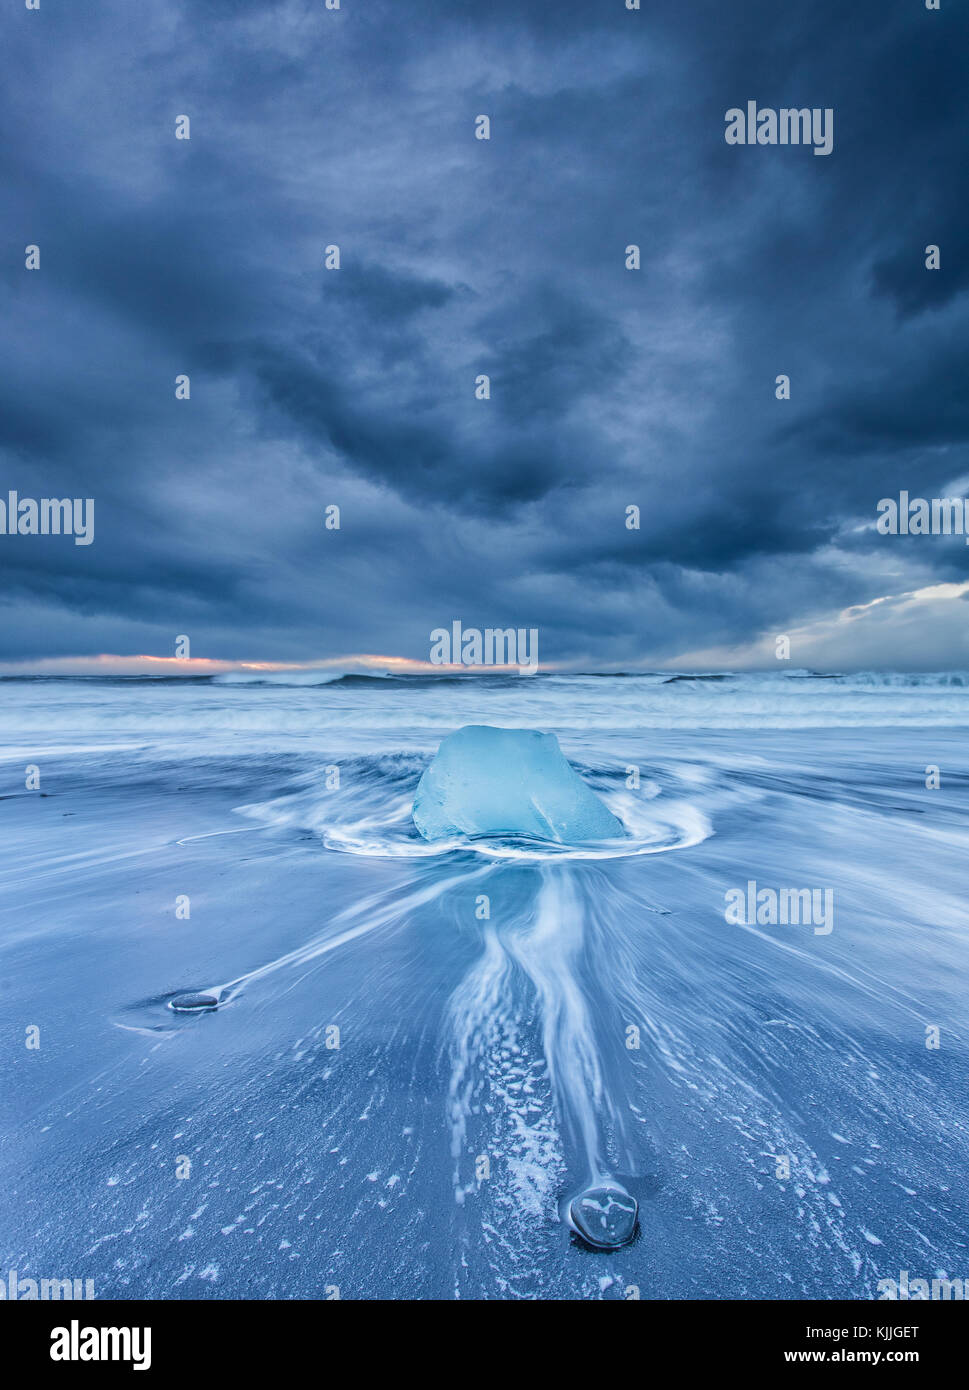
[{"left": 413, "top": 724, "right": 625, "bottom": 843}]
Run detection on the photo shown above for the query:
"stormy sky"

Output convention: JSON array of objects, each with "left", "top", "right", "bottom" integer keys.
[{"left": 1, "top": 0, "right": 967, "bottom": 671}]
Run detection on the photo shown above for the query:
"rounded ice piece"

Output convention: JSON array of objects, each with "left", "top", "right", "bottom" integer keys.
[
  {"left": 413, "top": 725, "right": 625, "bottom": 843},
  {"left": 169, "top": 992, "right": 219, "bottom": 1013},
  {"left": 569, "top": 1183, "right": 638, "bottom": 1250}
]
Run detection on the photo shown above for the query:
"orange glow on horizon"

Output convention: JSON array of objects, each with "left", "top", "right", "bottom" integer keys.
[{"left": 0, "top": 651, "right": 553, "bottom": 676}]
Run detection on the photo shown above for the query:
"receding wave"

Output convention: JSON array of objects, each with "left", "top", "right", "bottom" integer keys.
[{"left": 233, "top": 752, "right": 713, "bottom": 862}]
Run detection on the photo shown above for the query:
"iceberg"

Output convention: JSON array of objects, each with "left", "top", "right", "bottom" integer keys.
[{"left": 413, "top": 725, "right": 625, "bottom": 843}]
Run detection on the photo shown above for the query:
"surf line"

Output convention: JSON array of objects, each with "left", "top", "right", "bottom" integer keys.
[
  {"left": 174, "top": 825, "right": 272, "bottom": 847},
  {"left": 173, "top": 865, "right": 493, "bottom": 1011}
]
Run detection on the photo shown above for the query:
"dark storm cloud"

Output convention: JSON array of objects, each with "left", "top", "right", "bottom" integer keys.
[{"left": 0, "top": 0, "right": 967, "bottom": 667}]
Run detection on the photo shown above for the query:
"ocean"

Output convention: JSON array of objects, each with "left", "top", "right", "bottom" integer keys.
[{"left": 1, "top": 670, "right": 968, "bottom": 1299}]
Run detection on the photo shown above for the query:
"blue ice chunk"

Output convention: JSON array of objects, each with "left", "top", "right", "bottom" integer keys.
[
  {"left": 569, "top": 1183, "right": 639, "bottom": 1249},
  {"left": 413, "top": 725, "right": 625, "bottom": 843}
]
